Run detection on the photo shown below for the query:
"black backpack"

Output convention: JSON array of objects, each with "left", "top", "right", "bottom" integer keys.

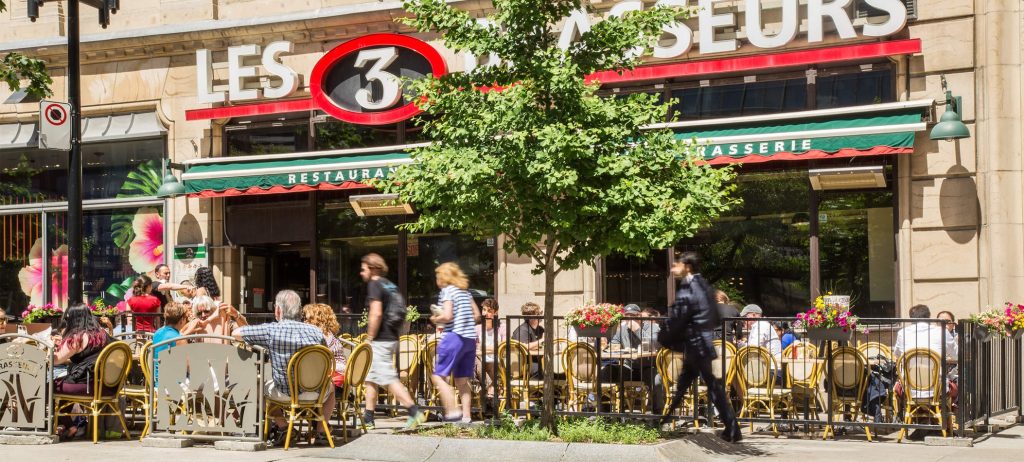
[{"left": 379, "top": 279, "right": 408, "bottom": 330}]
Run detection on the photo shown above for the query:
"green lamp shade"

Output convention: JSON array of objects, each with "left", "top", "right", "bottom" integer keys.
[
  {"left": 156, "top": 172, "right": 186, "bottom": 198},
  {"left": 930, "top": 109, "right": 970, "bottom": 141}
]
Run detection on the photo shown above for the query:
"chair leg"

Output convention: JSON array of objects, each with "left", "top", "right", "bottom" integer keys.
[
  {"left": 115, "top": 405, "right": 133, "bottom": 440},
  {"left": 284, "top": 409, "right": 296, "bottom": 450},
  {"left": 92, "top": 407, "right": 100, "bottom": 444},
  {"left": 319, "top": 413, "right": 335, "bottom": 448}
]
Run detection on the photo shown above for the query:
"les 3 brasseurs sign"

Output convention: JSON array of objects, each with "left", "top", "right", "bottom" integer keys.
[{"left": 189, "top": 0, "right": 910, "bottom": 125}]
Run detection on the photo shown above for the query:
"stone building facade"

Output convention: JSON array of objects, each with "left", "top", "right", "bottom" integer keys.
[{"left": 0, "top": 1, "right": 1019, "bottom": 320}]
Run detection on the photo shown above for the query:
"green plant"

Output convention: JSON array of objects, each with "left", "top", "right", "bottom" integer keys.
[
  {"left": 793, "top": 293, "right": 868, "bottom": 334},
  {"left": 969, "top": 308, "right": 1009, "bottom": 337},
  {"left": 473, "top": 415, "right": 551, "bottom": 441},
  {"left": 419, "top": 424, "right": 464, "bottom": 438},
  {"left": 565, "top": 303, "right": 624, "bottom": 331},
  {"left": 557, "top": 418, "right": 660, "bottom": 444},
  {"left": 111, "top": 160, "right": 163, "bottom": 248},
  {"left": 20, "top": 304, "right": 62, "bottom": 323},
  {"left": 406, "top": 306, "right": 421, "bottom": 323},
  {"left": 358, "top": 310, "right": 368, "bottom": 329}
]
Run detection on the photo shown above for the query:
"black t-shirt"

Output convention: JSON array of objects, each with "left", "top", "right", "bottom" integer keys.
[
  {"left": 512, "top": 323, "right": 544, "bottom": 345},
  {"left": 366, "top": 277, "right": 399, "bottom": 341},
  {"left": 152, "top": 281, "right": 170, "bottom": 308}
]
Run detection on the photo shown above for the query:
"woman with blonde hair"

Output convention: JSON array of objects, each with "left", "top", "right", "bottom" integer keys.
[
  {"left": 192, "top": 295, "right": 247, "bottom": 343},
  {"left": 304, "top": 303, "right": 349, "bottom": 386},
  {"left": 430, "top": 262, "right": 481, "bottom": 423}
]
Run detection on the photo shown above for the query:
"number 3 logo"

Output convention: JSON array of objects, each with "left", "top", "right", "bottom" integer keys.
[{"left": 354, "top": 47, "right": 401, "bottom": 111}]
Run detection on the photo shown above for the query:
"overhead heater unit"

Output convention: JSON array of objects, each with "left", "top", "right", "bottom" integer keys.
[
  {"left": 349, "top": 194, "right": 414, "bottom": 217},
  {"left": 808, "top": 166, "right": 886, "bottom": 191}
]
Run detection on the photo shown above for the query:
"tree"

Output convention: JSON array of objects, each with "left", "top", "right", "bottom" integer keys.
[
  {"left": 0, "top": 1, "right": 53, "bottom": 99},
  {"left": 383, "top": 0, "right": 737, "bottom": 427}
]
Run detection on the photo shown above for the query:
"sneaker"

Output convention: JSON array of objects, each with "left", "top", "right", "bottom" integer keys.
[
  {"left": 363, "top": 411, "right": 376, "bottom": 431},
  {"left": 405, "top": 409, "right": 427, "bottom": 430}
]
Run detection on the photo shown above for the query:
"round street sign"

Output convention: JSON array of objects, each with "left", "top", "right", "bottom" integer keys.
[{"left": 44, "top": 103, "right": 68, "bottom": 126}]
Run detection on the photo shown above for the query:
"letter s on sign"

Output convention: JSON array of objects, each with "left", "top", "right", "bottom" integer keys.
[{"left": 354, "top": 47, "right": 402, "bottom": 111}]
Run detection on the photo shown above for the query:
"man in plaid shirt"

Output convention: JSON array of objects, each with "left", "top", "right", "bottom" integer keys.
[{"left": 233, "top": 290, "right": 332, "bottom": 445}]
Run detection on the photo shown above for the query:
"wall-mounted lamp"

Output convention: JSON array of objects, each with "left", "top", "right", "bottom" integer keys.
[
  {"left": 156, "top": 159, "right": 186, "bottom": 198},
  {"left": 929, "top": 75, "right": 970, "bottom": 142}
]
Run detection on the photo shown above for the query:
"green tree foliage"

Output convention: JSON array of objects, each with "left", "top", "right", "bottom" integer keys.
[
  {"left": 0, "top": 1, "right": 52, "bottom": 99},
  {"left": 383, "top": 0, "right": 737, "bottom": 426}
]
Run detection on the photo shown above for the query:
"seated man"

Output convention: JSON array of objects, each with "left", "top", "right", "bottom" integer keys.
[
  {"left": 511, "top": 302, "right": 545, "bottom": 379},
  {"left": 232, "top": 290, "right": 333, "bottom": 445},
  {"left": 739, "top": 304, "right": 782, "bottom": 385},
  {"left": 894, "top": 304, "right": 958, "bottom": 399}
]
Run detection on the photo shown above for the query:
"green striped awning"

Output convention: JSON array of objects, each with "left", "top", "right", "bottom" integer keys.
[
  {"left": 182, "top": 149, "right": 413, "bottom": 198},
  {"left": 667, "top": 102, "right": 928, "bottom": 164}
]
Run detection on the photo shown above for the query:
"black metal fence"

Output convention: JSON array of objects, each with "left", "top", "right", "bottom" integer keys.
[{"left": 957, "top": 321, "right": 1024, "bottom": 432}]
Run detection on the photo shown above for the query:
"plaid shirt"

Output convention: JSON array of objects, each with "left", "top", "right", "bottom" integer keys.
[{"left": 238, "top": 320, "right": 325, "bottom": 393}]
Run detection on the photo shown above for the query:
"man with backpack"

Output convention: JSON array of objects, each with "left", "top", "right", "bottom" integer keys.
[
  {"left": 360, "top": 253, "right": 424, "bottom": 429},
  {"left": 658, "top": 251, "right": 742, "bottom": 443}
]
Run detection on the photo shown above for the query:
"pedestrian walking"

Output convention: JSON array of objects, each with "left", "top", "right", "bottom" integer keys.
[
  {"left": 430, "top": 262, "right": 481, "bottom": 423},
  {"left": 659, "top": 251, "right": 742, "bottom": 443},
  {"left": 359, "top": 253, "right": 424, "bottom": 429}
]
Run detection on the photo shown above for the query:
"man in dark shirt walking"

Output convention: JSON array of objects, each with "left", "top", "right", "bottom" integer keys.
[{"left": 661, "top": 251, "right": 741, "bottom": 443}]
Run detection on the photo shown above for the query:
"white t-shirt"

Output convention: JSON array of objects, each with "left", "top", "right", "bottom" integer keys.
[
  {"left": 747, "top": 320, "right": 782, "bottom": 362},
  {"left": 894, "top": 322, "right": 957, "bottom": 399}
]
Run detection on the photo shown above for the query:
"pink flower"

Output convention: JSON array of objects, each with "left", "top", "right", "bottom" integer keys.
[
  {"left": 128, "top": 208, "right": 164, "bottom": 273},
  {"left": 18, "top": 239, "right": 69, "bottom": 307}
]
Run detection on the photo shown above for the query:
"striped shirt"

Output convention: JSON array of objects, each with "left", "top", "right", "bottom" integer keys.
[{"left": 439, "top": 285, "right": 476, "bottom": 339}]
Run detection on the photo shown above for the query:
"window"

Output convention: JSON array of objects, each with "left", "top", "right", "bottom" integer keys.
[
  {"left": 0, "top": 138, "right": 165, "bottom": 204},
  {"left": 603, "top": 252, "right": 668, "bottom": 311},
  {"left": 816, "top": 69, "right": 895, "bottom": 109},
  {"left": 670, "top": 77, "right": 807, "bottom": 120},
  {"left": 226, "top": 121, "right": 309, "bottom": 156},
  {"left": 0, "top": 213, "right": 41, "bottom": 316}
]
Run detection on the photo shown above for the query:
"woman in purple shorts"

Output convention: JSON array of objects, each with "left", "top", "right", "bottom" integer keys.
[{"left": 430, "top": 262, "right": 481, "bottom": 423}]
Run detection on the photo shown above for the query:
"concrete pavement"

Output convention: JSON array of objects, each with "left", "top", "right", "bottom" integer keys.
[{"left": 2, "top": 422, "right": 1022, "bottom": 461}]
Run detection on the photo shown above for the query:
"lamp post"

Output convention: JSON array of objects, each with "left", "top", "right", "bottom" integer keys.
[{"left": 29, "top": 0, "right": 118, "bottom": 305}]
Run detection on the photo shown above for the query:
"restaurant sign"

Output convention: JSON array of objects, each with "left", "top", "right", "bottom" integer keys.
[{"left": 285, "top": 166, "right": 397, "bottom": 186}]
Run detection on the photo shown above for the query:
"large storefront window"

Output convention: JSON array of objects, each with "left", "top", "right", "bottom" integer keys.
[
  {"left": 0, "top": 213, "right": 41, "bottom": 317},
  {"left": 816, "top": 69, "right": 895, "bottom": 109},
  {"left": 0, "top": 138, "right": 165, "bottom": 204},
  {"left": 603, "top": 252, "right": 668, "bottom": 311},
  {"left": 45, "top": 206, "right": 164, "bottom": 309},
  {"left": 671, "top": 77, "right": 807, "bottom": 120}
]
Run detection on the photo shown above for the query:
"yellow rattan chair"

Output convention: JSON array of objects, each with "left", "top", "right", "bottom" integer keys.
[
  {"left": 783, "top": 342, "right": 824, "bottom": 423},
  {"left": 420, "top": 338, "right": 440, "bottom": 411},
  {"left": 388, "top": 335, "right": 421, "bottom": 415},
  {"left": 562, "top": 342, "right": 618, "bottom": 413},
  {"left": 822, "top": 346, "right": 872, "bottom": 441},
  {"left": 735, "top": 345, "right": 791, "bottom": 436},
  {"left": 122, "top": 341, "right": 152, "bottom": 440},
  {"left": 337, "top": 342, "right": 372, "bottom": 443},
  {"left": 53, "top": 341, "right": 134, "bottom": 443},
  {"left": 857, "top": 341, "right": 893, "bottom": 362},
  {"left": 897, "top": 348, "right": 946, "bottom": 442},
  {"left": 655, "top": 348, "right": 690, "bottom": 427},
  {"left": 497, "top": 340, "right": 545, "bottom": 415},
  {"left": 264, "top": 344, "right": 336, "bottom": 450}
]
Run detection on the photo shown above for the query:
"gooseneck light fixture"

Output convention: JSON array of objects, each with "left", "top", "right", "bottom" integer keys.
[
  {"left": 929, "top": 75, "right": 970, "bottom": 141},
  {"left": 156, "top": 159, "right": 186, "bottom": 198}
]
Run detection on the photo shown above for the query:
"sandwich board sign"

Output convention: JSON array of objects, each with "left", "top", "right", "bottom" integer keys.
[{"left": 39, "top": 100, "right": 71, "bottom": 151}]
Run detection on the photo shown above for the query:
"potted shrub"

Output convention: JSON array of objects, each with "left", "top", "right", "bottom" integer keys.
[
  {"left": 566, "top": 302, "right": 624, "bottom": 339},
  {"left": 89, "top": 299, "right": 122, "bottom": 324},
  {"left": 793, "top": 294, "right": 868, "bottom": 342}
]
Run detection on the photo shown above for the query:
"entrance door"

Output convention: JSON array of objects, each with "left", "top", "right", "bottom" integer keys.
[{"left": 241, "top": 244, "right": 311, "bottom": 313}]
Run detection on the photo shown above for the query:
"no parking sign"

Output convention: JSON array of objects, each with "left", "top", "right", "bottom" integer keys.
[{"left": 39, "top": 100, "right": 71, "bottom": 150}]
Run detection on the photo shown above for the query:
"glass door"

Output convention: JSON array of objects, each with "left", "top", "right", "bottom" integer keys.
[{"left": 242, "top": 247, "right": 269, "bottom": 312}]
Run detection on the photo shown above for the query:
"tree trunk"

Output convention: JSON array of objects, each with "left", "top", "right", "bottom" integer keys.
[{"left": 540, "top": 246, "right": 558, "bottom": 432}]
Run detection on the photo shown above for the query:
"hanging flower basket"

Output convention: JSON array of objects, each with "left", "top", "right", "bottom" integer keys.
[
  {"left": 572, "top": 323, "right": 618, "bottom": 339},
  {"left": 804, "top": 327, "right": 854, "bottom": 342},
  {"left": 1011, "top": 328, "right": 1024, "bottom": 341}
]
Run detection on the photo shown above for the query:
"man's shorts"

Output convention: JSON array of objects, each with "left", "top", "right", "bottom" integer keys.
[
  {"left": 366, "top": 340, "right": 400, "bottom": 386},
  {"left": 434, "top": 333, "right": 476, "bottom": 379}
]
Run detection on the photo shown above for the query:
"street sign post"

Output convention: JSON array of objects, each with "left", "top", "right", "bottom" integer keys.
[{"left": 38, "top": 100, "right": 71, "bottom": 151}]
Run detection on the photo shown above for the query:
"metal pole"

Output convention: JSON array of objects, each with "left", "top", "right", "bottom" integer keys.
[{"left": 67, "top": 0, "right": 83, "bottom": 305}]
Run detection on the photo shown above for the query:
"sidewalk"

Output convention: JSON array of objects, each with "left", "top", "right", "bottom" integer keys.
[{"left": 2, "top": 421, "right": 1021, "bottom": 462}]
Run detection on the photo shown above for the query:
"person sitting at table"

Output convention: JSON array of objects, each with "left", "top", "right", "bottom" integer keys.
[
  {"left": 475, "top": 298, "right": 506, "bottom": 402},
  {"left": 126, "top": 275, "right": 162, "bottom": 333},
  {"left": 609, "top": 304, "right": 643, "bottom": 349},
  {"left": 304, "top": 303, "right": 349, "bottom": 388},
  {"left": 152, "top": 302, "right": 207, "bottom": 387},
  {"left": 639, "top": 307, "right": 662, "bottom": 345},
  {"left": 894, "top": 304, "right": 958, "bottom": 396},
  {"left": 192, "top": 295, "right": 248, "bottom": 343},
  {"left": 739, "top": 304, "right": 782, "bottom": 385},
  {"left": 773, "top": 321, "right": 797, "bottom": 351},
  {"left": 511, "top": 302, "right": 544, "bottom": 379},
  {"left": 53, "top": 303, "right": 114, "bottom": 439}
]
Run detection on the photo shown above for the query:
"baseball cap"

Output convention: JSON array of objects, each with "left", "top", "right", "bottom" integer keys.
[
  {"left": 624, "top": 304, "right": 641, "bottom": 314},
  {"left": 739, "top": 304, "right": 763, "bottom": 316}
]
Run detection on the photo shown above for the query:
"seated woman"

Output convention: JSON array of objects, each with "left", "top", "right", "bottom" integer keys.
[
  {"left": 53, "top": 304, "right": 113, "bottom": 439},
  {"left": 303, "top": 303, "right": 349, "bottom": 387},
  {"left": 192, "top": 295, "right": 247, "bottom": 343}
]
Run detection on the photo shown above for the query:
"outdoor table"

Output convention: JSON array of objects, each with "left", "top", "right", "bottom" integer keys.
[{"left": 600, "top": 348, "right": 659, "bottom": 413}]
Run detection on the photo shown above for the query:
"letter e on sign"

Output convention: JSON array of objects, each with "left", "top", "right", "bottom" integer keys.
[
  {"left": 310, "top": 34, "right": 446, "bottom": 125},
  {"left": 39, "top": 100, "right": 72, "bottom": 151}
]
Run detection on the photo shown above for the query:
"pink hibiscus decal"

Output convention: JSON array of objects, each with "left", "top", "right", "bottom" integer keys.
[
  {"left": 17, "top": 239, "right": 69, "bottom": 307},
  {"left": 128, "top": 207, "right": 164, "bottom": 273}
]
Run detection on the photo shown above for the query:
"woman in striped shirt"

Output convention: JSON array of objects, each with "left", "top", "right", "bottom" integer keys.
[{"left": 430, "top": 262, "right": 481, "bottom": 423}]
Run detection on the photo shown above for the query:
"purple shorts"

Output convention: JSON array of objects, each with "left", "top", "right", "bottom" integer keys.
[{"left": 434, "top": 333, "right": 476, "bottom": 378}]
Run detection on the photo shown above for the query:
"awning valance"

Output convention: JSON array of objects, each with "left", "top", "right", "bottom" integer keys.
[
  {"left": 0, "top": 112, "right": 166, "bottom": 150},
  {"left": 664, "top": 100, "right": 930, "bottom": 164},
  {"left": 182, "top": 145, "right": 418, "bottom": 198}
]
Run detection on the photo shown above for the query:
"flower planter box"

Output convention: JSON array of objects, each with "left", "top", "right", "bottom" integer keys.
[
  {"left": 804, "top": 327, "right": 853, "bottom": 342},
  {"left": 573, "top": 324, "right": 618, "bottom": 339},
  {"left": 973, "top": 326, "right": 993, "bottom": 342},
  {"left": 1011, "top": 328, "right": 1023, "bottom": 341}
]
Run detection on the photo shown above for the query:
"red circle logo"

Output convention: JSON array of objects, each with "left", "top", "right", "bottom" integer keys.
[
  {"left": 310, "top": 34, "right": 446, "bottom": 125},
  {"left": 45, "top": 103, "right": 68, "bottom": 126}
]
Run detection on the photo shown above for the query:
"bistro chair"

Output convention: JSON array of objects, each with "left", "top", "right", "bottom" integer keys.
[
  {"left": 122, "top": 341, "right": 152, "bottom": 437},
  {"left": 419, "top": 339, "right": 440, "bottom": 412},
  {"left": 896, "top": 348, "right": 946, "bottom": 442},
  {"left": 497, "top": 340, "right": 545, "bottom": 416},
  {"left": 387, "top": 335, "right": 421, "bottom": 415},
  {"left": 562, "top": 342, "right": 619, "bottom": 413},
  {"left": 137, "top": 341, "right": 156, "bottom": 441},
  {"left": 857, "top": 341, "right": 894, "bottom": 362},
  {"left": 337, "top": 342, "right": 372, "bottom": 443},
  {"left": 823, "top": 346, "right": 872, "bottom": 441},
  {"left": 734, "top": 346, "right": 791, "bottom": 436},
  {"left": 783, "top": 342, "right": 824, "bottom": 425},
  {"left": 264, "top": 344, "right": 335, "bottom": 450},
  {"left": 551, "top": 338, "right": 571, "bottom": 403},
  {"left": 655, "top": 348, "right": 691, "bottom": 428},
  {"left": 53, "top": 341, "right": 134, "bottom": 443}
]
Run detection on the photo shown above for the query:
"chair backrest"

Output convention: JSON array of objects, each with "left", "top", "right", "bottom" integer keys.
[
  {"left": 422, "top": 338, "right": 439, "bottom": 376},
  {"left": 138, "top": 341, "right": 153, "bottom": 385},
  {"left": 93, "top": 341, "right": 134, "bottom": 400},
  {"left": 785, "top": 340, "right": 818, "bottom": 359},
  {"left": 497, "top": 340, "right": 530, "bottom": 383},
  {"left": 655, "top": 348, "right": 686, "bottom": 392},
  {"left": 711, "top": 340, "right": 737, "bottom": 381},
  {"left": 735, "top": 346, "right": 775, "bottom": 392},
  {"left": 396, "top": 335, "right": 421, "bottom": 374},
  {"left": 344, "top": 343, "right": 373, "bottom": 390},
  {"left": 287, "top": 344, "right": 334, "bottom": 404},
  {"left": 563, "top": 342, "right": 599, "bottom": 389},
  {"left": 784, "top": 347, "right": 819, "bottom": 387},
  {"left": 857, "top": 341, "right": 893, "bottom": 362},
  {"left": 551, "top": 338, "right": 570, "bottom": 375},
  {"left": 829, "top": 346, "right": 868, "bottom": 400},
  {"left": 899, "top": 348, "right": 942, "bottom": 402}
]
